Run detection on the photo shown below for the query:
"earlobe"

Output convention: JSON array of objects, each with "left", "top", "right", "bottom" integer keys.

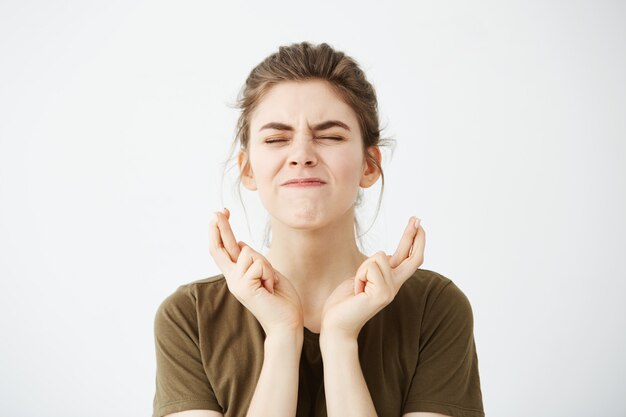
[
  {"left": 238, "top": 150, "right": 257, "bottom": 191},
  {"left": 359, "top": 146, "right": 382, "bottom": 188}
]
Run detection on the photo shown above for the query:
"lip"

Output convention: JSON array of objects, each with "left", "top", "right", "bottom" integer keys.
[{"left": 281, "top": 177, "right": 327, "bottom": 187}]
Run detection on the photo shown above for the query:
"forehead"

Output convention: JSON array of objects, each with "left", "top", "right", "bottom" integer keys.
[{"left": 249, "top": 80, "right": 360, "bottom": 133}]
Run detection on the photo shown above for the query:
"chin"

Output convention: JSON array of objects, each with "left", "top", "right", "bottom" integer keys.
[
  {"left": 288, "top": 210, "right": 326, "bottom": 228},
  {"left": 265, "top": 198, "right": 355, "bottom": 230},
  {"left": 275, "top": 206, "right": 331, "bottom": 230}
]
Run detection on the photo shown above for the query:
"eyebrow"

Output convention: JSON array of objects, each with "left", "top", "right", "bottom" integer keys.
[{"left": 259, "top": 120, "right": 351, "bottom": 133}]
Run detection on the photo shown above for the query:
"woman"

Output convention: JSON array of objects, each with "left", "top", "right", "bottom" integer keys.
[{"left": 153, "top": 41, "right": 484, "bottom": 417}]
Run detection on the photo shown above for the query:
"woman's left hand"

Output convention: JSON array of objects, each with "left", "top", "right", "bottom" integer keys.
[{"left": 320, "top": 216, "right": 426, "bottom": 340}]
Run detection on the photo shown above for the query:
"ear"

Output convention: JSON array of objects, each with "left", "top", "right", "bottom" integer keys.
[
  {"left": 360, "top": 145, "right": 382, "bottom": 188},
  {"left": 238, "top": 150, "right": 257, "bottom": 191}
]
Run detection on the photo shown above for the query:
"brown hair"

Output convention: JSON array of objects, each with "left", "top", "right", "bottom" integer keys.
[{"left": 221, "top": 41, "right": 395, "bottom": 250}]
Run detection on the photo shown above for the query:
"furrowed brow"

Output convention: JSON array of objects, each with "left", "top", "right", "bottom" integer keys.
[
  {"left": 258, "top": 120, "right": 351, "bottom": 132},
  {"left": 259, "top": 122, "right": 293, "bottom": 132},
  {"left": 311, "top": 120, "right": 351, "bottom": 132}
]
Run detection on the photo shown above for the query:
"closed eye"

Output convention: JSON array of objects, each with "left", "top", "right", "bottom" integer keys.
[{"left": 265, "top": 136, "right": 343, "bottom": 144}]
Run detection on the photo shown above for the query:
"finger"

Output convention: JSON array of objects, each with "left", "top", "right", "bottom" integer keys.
[
  {"left": 240, "top": 258, "right": 264, "bottom": 292},
  {"left": 237, "top": 241, "right": 265, "bottom": 265},
  {"left": 215, "top": 210, "right": 241, "bottom": 262},
  {"left": 389, "top": 217, "right": 420, "bottom": 268},
  {"left": 372, "top": 251, "right": 395, "bottom": 289},
  {"left": 234, "top": 244, "right": 256, "bottom": 279},
  {"left": 354, "top": 276, "right": 366, "bottom": 295},
  {"left": 265, "top": 269, "right": 276, "bottom": 294},
  {"left": 209, "top": 214, "right": 237, "bottom": 272},
  {"left": 242, "top": 258, "right": 275, "bottom": 294},
  {"left": 408, "top": 218, "right": 421, "bottom": 257},
  {"left": 395, "top": 224, "right": 426, "bottom": 279},
  {"left": 354, "top": 258, "right": 385, "bottom": 295},
  {"left": 238, "top": 241, "right": 279, "bottom": 292},
  {"left": 409, "top": 223, "right": 425, "bottom": 262},
  {"left": 354, "top": 260, "right": 369, "bottom": 295},
  {"left": 363, "top": 261, "right": 386, "bottom": 298},
  {"left": 260, "top": 259, "right": 276, "bottom": 294}
]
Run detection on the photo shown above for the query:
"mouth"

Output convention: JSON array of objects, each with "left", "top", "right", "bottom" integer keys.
[{"left": 281, "top": 177, "right": 327, "bottom": 187}]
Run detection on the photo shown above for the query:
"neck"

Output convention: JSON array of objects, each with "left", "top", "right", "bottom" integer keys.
[{"left": 265, "top": 209, "right": 368, "bottom": 313}]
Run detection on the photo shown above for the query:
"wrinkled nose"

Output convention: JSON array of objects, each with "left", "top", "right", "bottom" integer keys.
[{"left": 288, "top": 136, "right": 318, "bottom": 167}]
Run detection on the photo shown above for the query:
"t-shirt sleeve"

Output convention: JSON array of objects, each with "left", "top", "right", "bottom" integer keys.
[
  {"left": 152, "top": 285, "right": 223, "bottom": 417},
  {"left": 403, "top": 281, "right": 484, "bottom": 417}
]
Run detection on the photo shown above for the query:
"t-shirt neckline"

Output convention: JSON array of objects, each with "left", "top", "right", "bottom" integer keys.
[{"left": 303, "top": 326, "right": 320, "bottom": 342}]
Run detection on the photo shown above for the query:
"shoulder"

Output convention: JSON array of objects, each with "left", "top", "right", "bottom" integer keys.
[
  {"left": 401, "top": 268, "right": 452, "bottom": 294},
  {"left": 154, "top": 274, "right": 229, "bottom": 328},
  {"left": 397, "top": 267, "right": 463, "bottom": 303},
  {"left": 395, "top": 268, "right": 475, "bottom": 325},
  {"left": 158, "top": 274, "right": 227, "bottom": 308}
]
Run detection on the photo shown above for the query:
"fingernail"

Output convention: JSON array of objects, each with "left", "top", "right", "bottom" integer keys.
[{"left": 414, "top": 217, "right": 421, "bottom": 229}]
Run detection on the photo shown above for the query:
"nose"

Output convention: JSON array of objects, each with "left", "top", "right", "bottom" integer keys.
[{"left": 288, "top": 135, "right": 318, "bottom": 167}]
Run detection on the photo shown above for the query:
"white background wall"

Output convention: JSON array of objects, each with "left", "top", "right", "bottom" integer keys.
[{"left": 1, "top": 1, "right": 625, "bottom": 416}]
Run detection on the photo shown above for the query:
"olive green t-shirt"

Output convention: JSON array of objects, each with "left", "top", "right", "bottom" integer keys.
[{"left": 152, "top": 268, "right": 484, "bottom": 417}]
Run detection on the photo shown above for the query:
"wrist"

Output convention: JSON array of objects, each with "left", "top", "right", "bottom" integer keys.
[
  {"left": 265, "top": 327, "right": 304, "bottom": 349},
  {"left": 319, "top": 329, "right": 359, "bottom": 353}
]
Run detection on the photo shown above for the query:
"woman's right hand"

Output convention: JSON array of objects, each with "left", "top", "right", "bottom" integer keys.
[{"left": 208, "top": 208, "right": 304, "bottom": 336}]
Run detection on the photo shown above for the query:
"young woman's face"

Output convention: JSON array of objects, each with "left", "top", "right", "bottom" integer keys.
[{"left": 240, "top": 79, "right": 379, "bottom": 230}]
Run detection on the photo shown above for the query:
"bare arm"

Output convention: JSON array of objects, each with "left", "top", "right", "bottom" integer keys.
[
  {"left": 319, "top": 220, "right": 451, "bottom": 417},
  {"left": 245, "top": 330, "right": 303, "bottom": 416},
  {"left": 204, "top": 209, "right": 304, "bottom": 416},
  {"left": 319, "top": 332, "right": 450, "bottom": 417},
  {"left": 320, "top": 333, "right": 377, "bottom": 417}
]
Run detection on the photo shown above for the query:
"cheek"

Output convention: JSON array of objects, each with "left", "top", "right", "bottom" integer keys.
[
  {"left": 327, "top": 152, "right": 364, "bottom": 185},
  {"left": 249, "top": 149, "right": 280, "bottom": 181}
]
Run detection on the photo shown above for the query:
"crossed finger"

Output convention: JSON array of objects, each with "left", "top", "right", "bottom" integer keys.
[
  {"left": 208, "top": 208, "right": 241, "bottom": 271},
  {"left": 394, "top": 222, "right": 425, "bottom": 279},
  {"left": 217, "top": 208, "right": 241, "bottom": 261},
  {"left": 389, "top": 217, "right": 421, "bottom": 268}
]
